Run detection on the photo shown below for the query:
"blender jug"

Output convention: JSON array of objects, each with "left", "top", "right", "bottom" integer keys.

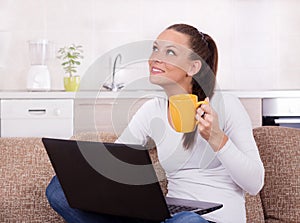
[{"left": 27, "top": 40, "right": 51, "bottom": 91}]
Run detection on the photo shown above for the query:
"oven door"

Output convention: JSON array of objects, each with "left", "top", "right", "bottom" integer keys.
[{"left": 262, "top": 98, "right": 300, "bottom": 129}]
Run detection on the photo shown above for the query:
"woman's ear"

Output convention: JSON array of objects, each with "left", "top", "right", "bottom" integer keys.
[{"left": 187, "top": 60, "right": 202, "bottom": 77}]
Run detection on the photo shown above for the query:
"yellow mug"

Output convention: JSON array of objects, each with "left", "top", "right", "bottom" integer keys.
[{"left": 169, "top": 94, "right": 208, "bottom": 133}]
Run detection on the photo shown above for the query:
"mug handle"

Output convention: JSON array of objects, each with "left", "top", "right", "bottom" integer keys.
[
  {"left": 195, "top": 101, "right": 208, "bottom": 126},
  {"left": 195, "top": 100, "right": 208, "bottom": 108}
]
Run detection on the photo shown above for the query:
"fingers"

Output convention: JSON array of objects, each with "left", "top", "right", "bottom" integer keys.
[
  {"left": 195, "top": 98, "right": 227, "bottom": 151},
  {"left": 196, "top": 97, "right": 211, "bottom": 119},
  {"left": 195, "top": 97, "right": 212, "bottom": 141},
  {"left": 202, "top": 98, "right": 211, "bottom": 114},
  {"left": 196, "top": 113, "right": 210, "bottom": 141}
]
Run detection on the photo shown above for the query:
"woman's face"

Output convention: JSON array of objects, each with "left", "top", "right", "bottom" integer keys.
[{"left": 148, "top": 29, "right": 195, "bottom": 93}]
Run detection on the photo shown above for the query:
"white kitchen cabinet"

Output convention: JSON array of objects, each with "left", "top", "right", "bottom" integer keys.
[
  {"left": 0, "top": 99, "right": 73, "bottom": 138},
  {"left": 239, "top": 98, "right": 262, "bottom": 128},
  {"left": 74, "top": 98, "right": 149, "bottom": 135}
]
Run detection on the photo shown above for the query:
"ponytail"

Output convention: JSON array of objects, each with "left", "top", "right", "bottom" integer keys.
[{"left": 167, "top": 24, "right": 218, "bottom": 149}]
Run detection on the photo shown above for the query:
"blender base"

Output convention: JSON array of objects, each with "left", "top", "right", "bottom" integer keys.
[{"left": 27, "top": 65, "right": 51, "bottom": 91}]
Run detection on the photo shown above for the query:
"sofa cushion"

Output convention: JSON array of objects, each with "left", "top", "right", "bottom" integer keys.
[
  {"left": 0, "top": 138, "right": 64, "bottom": 222},
  {"left": 245, "top": 193, "right": 265, "bottom": 223},
  {"left": 71, "top": 131, "right": 118, "bottom": 142},
  {"left": 253, "top": 126, "right": 300, "bottom": 222}
]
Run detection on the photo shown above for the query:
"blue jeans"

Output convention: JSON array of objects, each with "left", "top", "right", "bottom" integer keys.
[{"left": 46, "top": 176, "right": 209, "bottom": 223}]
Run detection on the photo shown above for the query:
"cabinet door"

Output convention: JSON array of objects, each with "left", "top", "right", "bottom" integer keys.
[
  {"left": 0, "top": 99, "right": 73, "bottom": 138},
  {"left": 239, "top": 98, "right": 262, "bottom": 128},
  {"left": 74, "top": 98, "right": 149, "bottom": 135}
]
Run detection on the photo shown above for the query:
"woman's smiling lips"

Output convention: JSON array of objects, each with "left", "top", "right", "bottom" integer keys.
[{"left": 150, "top": 66, "right": 165, "bottom": 75}]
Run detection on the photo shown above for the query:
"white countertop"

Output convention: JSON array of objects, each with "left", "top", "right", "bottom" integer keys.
[
  {"left": 218, "top": 90, "right": 300, "bottom": 98},
  {"left": 0, "top": 90, "right": 75, "bottom": 99},
  {"left": 0, "top": 90, "right": 300, "bottom": 99},
  {"left": 0, "top": 90, "right": 166, "bottom": 99}
]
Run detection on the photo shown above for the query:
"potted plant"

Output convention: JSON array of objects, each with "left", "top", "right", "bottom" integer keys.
[{"left": 57, "top": 44, "right": 83, "bottom": 91}]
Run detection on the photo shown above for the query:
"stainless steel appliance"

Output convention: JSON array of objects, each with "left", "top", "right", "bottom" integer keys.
[{"left": 262, "top": 98, "right": 300, "bottom": 129}]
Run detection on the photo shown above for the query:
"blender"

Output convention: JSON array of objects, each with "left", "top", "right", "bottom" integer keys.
[{"left": 27, "top": 39, "right": 51, "bottom": 91}]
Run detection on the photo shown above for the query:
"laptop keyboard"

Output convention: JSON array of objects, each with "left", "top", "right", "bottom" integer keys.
[
  {"left": 168, "top": 205, "right": 216, "bottom": 222},
  {"left": 167, "top": 204, "right": 201, "bottom": 215}
]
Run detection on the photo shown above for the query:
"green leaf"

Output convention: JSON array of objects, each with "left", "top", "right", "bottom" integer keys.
[{"left": 57, "top": 43, "right": 84, "bottom": 75}]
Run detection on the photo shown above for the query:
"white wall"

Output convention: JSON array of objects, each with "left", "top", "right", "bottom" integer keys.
[{"left": 0, "top": 0, "right": 299, "bottom": 91}]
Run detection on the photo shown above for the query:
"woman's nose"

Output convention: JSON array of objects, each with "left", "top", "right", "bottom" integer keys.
[
  {"left": 149, "top": 53, "right": 164, "bottom": 64},
  {"left": 153, "top": 58, "right": 163, "bottom": 64}
]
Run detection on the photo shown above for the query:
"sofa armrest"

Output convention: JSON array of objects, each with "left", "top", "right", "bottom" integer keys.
[{"left": 253, "top": 126, "right": 300, "bottom": 222}]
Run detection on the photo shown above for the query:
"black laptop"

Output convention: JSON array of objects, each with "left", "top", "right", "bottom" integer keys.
[{"left": 42, "top": 138, "right": 223, "bottom": 222}]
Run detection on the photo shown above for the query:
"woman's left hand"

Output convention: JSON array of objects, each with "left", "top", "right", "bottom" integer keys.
[{"left": 196, "top": 97, "right": 228, "bottom": 152}]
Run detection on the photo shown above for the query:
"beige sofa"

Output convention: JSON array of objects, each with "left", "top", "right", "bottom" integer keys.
[{"left": 0, "top": 126, "right": 299, "bottom": 222}]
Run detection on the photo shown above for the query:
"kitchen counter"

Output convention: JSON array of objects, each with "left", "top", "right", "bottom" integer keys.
[
  {"left": 218, "top": 90, "right": 300, "bottom": 98},
  {"left": 0, "top": 90, "right": 300, "bottom": 99},
  {"left": 0, "top": 90, "right": 165, "bottom": 99},
  {"left": 0, "top": 90, "right": 75, "bottom": 99}
]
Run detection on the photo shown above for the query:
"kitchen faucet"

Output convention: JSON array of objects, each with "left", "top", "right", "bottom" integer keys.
[{"left": 103, "top": 54, "right": 124, "bottom": 91}]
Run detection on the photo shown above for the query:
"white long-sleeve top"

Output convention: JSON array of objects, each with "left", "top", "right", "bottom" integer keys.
[{"left": 116, "top": 93, "right": 265, "bottom": 223}]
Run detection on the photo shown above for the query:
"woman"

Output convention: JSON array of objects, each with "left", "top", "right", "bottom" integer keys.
[{"left": 46, "top": 24, "right": 264, "bottom": 223}]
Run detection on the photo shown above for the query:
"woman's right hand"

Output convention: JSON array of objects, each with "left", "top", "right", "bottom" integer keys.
[{"left": 196, "top": 97, "right": 228, "bottom": 152}]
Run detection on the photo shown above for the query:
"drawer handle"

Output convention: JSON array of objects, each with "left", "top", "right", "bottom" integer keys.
[{"left": 28, "top": 109, "right": 46, "bottom": 115}]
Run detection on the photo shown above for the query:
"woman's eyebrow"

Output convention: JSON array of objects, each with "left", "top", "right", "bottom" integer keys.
[
  {"left": 153, "top": 41, "right": 178, "bottom": 49},
  {"left": 165, "top": 45, "right": 178, "bottom": 49}
]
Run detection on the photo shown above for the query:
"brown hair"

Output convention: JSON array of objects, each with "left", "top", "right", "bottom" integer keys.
[{"left": 166, "top": 24, "right": 218, "bottom": 149}]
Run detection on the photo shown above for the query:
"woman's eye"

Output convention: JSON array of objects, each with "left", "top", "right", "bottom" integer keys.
[
  {"left": 166, "top": 49, "right": 176, "bottom": 56},
  {"left": 152, "top": 46, "right": 159, "bottom": 52}
]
